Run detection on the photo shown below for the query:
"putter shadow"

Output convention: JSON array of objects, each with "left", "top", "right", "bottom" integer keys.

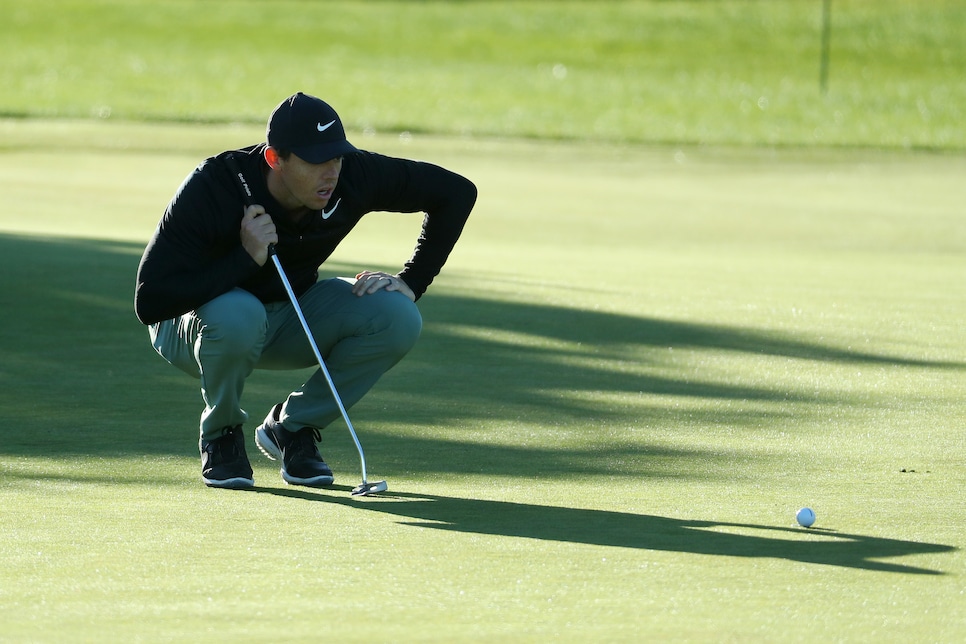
[{"left": 251, "top": 485, "right": 955, "bottom": 576}]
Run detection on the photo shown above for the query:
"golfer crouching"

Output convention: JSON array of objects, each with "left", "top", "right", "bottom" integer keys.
[{"left": 135, "top": 92, "right": 476, "bottom": 489}]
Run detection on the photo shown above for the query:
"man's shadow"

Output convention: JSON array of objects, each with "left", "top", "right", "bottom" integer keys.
[{"left": 252, "top": 486, "right": 954, "bottom": 575}]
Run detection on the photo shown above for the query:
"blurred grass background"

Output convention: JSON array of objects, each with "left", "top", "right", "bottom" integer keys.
[{"left": 1, "top": 0, "right": 963, "bottom": 150}]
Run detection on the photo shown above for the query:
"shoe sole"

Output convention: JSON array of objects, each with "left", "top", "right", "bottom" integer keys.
[
  {"left": 255, "top": 426, "right": 282, "bottom": 461},
  {"left": 203, "top": 475, "right": 254, "bottom": 489},
  {"left": 281, "top": 471, "right": 335, "bottom": 487},
  {"left": 256, "top": 427, "right": 334, "bottom": 487}
]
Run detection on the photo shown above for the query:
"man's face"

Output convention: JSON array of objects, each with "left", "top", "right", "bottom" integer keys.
[{"left": 271, "top": 151, "right": 343, "bottom": 212}]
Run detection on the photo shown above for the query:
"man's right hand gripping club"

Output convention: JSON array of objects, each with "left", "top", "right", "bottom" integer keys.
[{"left": 240, "top": 204, "right": 278, "bottom": 266}]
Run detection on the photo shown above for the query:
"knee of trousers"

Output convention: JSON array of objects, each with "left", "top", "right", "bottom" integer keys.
[
  {"left": 195, "top": 290, "right": 268, "bottom": 358},
  {"left": 378, "top": 294, "right": 423, "bottom": 358}
]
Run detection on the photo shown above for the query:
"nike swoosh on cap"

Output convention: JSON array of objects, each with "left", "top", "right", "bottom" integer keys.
[{"left": 317, "top": 120, "right": 336, "bottom": 132}]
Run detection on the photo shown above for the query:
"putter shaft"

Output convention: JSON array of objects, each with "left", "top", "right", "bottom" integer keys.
[
  {"left": 268, "top": 250, "right": 371, "bottom": 486},
  {"left": 225, "top": 156, "right": 379, "bottom": 492}
]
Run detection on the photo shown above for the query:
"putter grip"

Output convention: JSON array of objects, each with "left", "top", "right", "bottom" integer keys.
[{"left": 225, "top": 156, "right": 277, "bottom": 258}]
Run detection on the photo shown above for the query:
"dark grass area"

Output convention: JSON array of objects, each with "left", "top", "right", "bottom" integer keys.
[{"left": 1, "top": 232, "right": 956, "bottom": 472}]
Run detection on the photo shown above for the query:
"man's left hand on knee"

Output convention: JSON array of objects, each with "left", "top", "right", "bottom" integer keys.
[{"left": 352, "top": 271, "right": 416, "bottom": 301}]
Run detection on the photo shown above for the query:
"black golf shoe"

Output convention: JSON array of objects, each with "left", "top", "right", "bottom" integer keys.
[
  {"left": 255, "top": 404, "right": 335, "bottom": 487},
  {"left": 201, "top": 425, "right": 254, "bottom": 489}
]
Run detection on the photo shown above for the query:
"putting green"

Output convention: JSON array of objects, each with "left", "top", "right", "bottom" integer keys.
[{"left": 0, "top": 119, "right": 963, "bottom": 641}]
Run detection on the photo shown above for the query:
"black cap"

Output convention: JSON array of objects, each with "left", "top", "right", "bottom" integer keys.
[{"left": 266, "top": 92, "right": 358, "bottom": 163}]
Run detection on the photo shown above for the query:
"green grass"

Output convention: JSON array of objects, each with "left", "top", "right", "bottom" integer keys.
[
  {"left": 1, "top": 120, "right": 964, "bottom": 641},
  {"left": 1, "top": 0, "right": 965, "bottom": 640},
  {"left": 1, "top": 0, "right": 964, "bottom": 149}
]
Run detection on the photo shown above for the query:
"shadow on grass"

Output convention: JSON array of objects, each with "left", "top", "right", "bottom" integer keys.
[
  {"left": 257, "top": 486, "right": 954, "bottom": 575},
  {"left": 0, "top": 233, "right": 960, "bottom": 478},
  {"left": 2, "top": 234, "right": 958, "bottom": 572}
]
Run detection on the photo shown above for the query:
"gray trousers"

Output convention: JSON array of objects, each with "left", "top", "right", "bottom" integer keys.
[{"left": 148, "top": 278, "right": 422, "bottom": 443}]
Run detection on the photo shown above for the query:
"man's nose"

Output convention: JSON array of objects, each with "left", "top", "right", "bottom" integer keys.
[{"left": 320, "top": 162, "right": 339, "bottom": 179}]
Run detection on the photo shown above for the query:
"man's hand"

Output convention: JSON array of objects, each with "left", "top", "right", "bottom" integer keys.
[
  {"left": 240, "top": 205, "right": 278, "bottom": 266},
  {"left": 353, "top": 271, "right": 416, "bottom": 301}
]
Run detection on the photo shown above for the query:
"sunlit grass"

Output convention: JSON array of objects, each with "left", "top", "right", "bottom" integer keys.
[{"left": 1, "top": 0, "right": 963, "bottom": 149}]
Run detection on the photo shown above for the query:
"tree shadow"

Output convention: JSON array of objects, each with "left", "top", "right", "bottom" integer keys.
[
  {"left": 253, "top": 486, "right": 955, "bottom": 576},
  {"left": 0, "top": 233, "right": 961, "bottom": 479},
  {"left": 0, "top": 233, "right": 959, "bottom": 574},
  {"left": 418, "top": 292, "right": 953, "bottom": 369}
]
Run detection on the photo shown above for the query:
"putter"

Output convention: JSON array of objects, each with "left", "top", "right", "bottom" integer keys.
[{"left": 226, "top": 158, "right": 387, "bottom": 497}]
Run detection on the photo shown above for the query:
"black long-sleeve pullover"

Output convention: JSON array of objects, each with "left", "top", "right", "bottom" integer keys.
[{"left": 135, "top": 144, "right": 476, "bottom": 325}]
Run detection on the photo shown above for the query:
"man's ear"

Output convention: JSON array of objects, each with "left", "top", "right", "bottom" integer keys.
[{"left": 264, "top": 146, "right": 281, "bottom": 170}]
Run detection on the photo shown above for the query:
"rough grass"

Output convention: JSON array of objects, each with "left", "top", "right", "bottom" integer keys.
[{"left": 0, "top": 0, "right": 964, "bottom": 149}]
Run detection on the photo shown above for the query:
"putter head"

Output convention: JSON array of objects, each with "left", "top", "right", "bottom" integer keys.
[{"left": 351, "top": 480, "right": 388, "bottom": 496}]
